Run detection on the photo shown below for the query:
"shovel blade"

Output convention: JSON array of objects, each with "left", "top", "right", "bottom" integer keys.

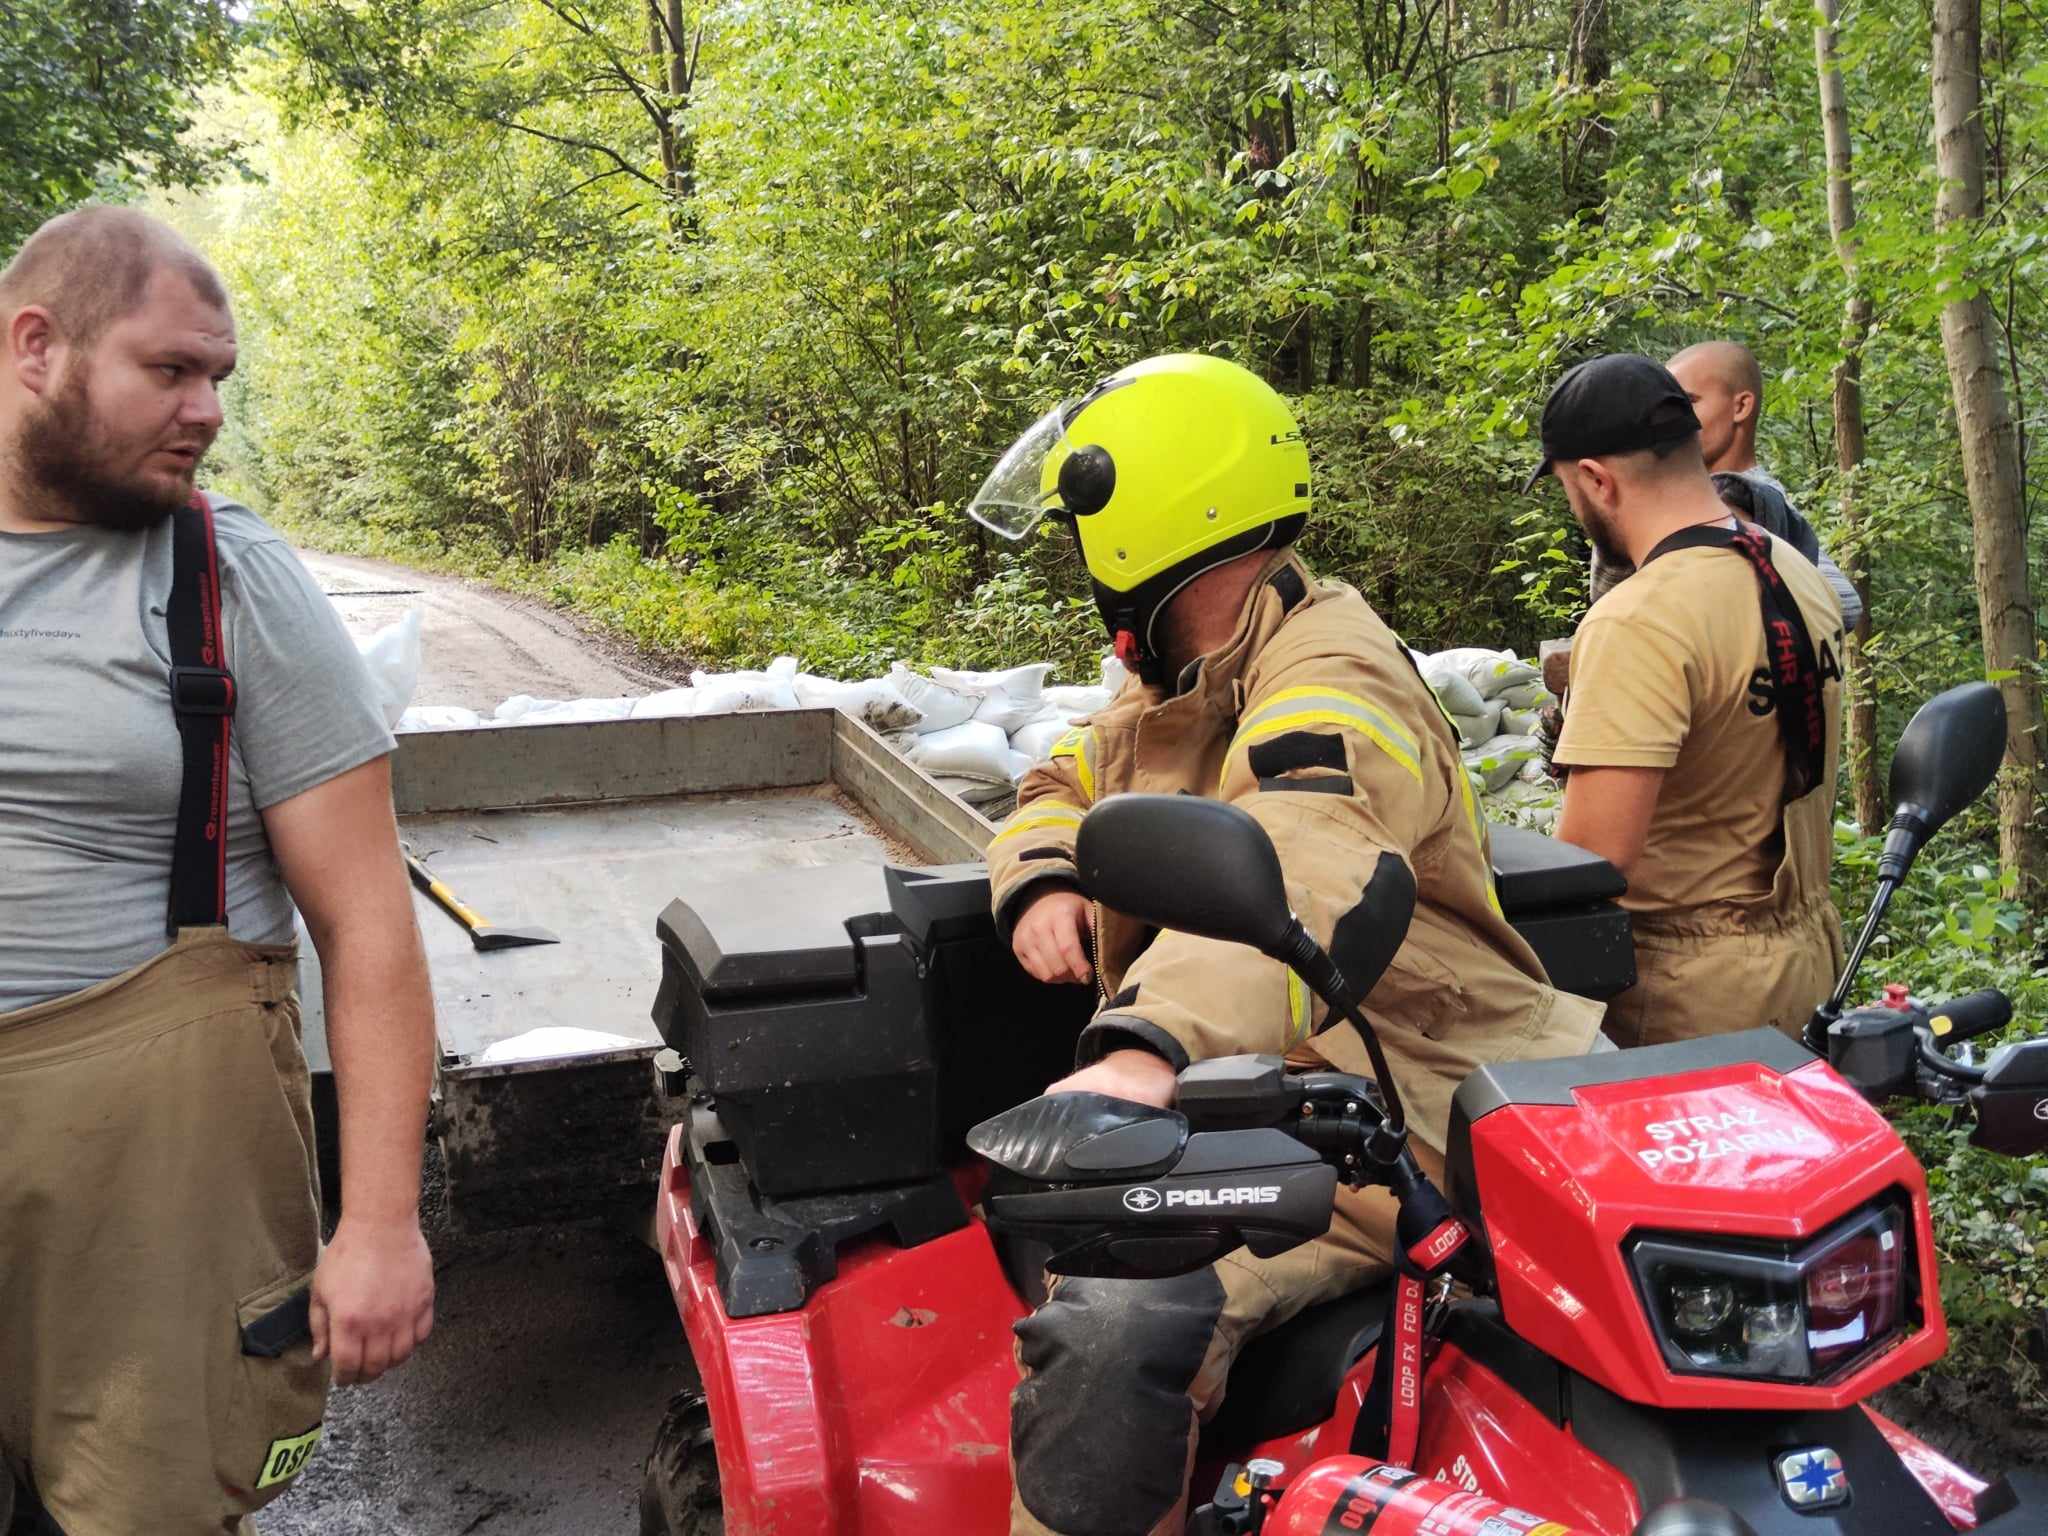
[{"left": 471, "top": 927, "right": 561, "bottom": 951}]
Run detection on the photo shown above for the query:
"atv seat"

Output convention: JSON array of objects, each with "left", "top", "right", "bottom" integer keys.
[
  {"left": 1199, "top": 1280, "right": 1391, "bottom": 1453},
  {"left": 1488, "top": 825, "right": 1625, "bottom": 916}
]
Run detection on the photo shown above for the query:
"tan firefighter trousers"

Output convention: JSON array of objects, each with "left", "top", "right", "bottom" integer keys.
[
  {"left": 0, "top": 927, "right": 330, "bottom": 1535},
  {"left": 1008, "top": 1138, "right": 1448, "bottom": 1536}
]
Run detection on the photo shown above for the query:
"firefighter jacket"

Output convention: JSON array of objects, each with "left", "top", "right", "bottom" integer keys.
[{"left": 987, "top": 549, "right": 1606, "bottom": 1153}]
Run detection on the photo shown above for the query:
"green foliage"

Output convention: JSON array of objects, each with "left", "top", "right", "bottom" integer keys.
[
  {"left": 0, "top": 0, "right": 241, "bottom": 246},
  {"left": 1832, "top": 821, "right": 2048, "bottom": 1394}
]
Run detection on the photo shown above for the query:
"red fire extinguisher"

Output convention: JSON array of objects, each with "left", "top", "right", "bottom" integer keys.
[{"left": 1266, "top": 1458, "right": 1592, "bottom": 1536}]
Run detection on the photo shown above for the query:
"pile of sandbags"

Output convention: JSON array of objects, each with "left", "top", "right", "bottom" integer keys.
[
  {"left": 385, "top": 625, "right": 1561, "bottom": 831},
  {"left": 391, "top": 652, "right": 1128, "bottom": 803},
  {"left": 1405, "top": 643, "right": 1560, "bottom": 829}
]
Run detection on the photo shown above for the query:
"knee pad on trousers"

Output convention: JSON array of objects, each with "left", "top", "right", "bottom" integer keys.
[{"left": 1011, "top": 1267, "right": 1226, "bottom": 1535}]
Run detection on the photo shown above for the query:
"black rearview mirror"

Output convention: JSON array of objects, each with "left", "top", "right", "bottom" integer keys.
[
  {"left": 1882, "top": 683, "right": 2007, "bottom": 880},
  {"left": 1074, "top": 795, "right": 1294, "bottom": 959}
]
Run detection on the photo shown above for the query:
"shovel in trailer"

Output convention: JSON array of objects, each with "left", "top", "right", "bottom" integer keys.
[{"left": 401, "top": 846, "right": 561, "bottom": 951}]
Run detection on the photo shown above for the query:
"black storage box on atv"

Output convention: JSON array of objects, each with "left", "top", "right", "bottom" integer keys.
[
  {"left": 653, "top": 863, "right": 1093, "bottom": 1197},
  {"left": 652, "top": 829, "right": 1630, "bottom": 1200}
]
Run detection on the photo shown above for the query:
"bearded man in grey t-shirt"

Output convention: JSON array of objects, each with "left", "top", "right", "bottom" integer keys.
[{"left": 0, "top": 207, "right": 435, "bottom": 1532}]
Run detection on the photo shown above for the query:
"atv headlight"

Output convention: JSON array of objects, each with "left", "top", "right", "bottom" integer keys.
[{"left": 1626, "top": 1199, "right": 1912, "bottom": 1384}]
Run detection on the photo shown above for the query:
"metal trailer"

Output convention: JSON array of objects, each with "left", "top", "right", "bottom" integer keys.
[{"left": 297, "top": 708, "right": 996, "bottom": 1226}]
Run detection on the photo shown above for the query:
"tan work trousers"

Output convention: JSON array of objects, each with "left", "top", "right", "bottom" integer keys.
[
  {"left": 1008, "top": 1139, "right": 1446, "bottom": 1536},
  {"left": 1602, "top": 896, "right": 1845, "bottom": 1049},
  {"left": 0, "top": 928, "right": 330, "bottom": 1535}
]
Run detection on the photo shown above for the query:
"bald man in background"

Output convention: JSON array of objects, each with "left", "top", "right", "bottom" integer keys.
[{"left": 1586, "top": 341, "right": 1863, "bottom": 629}]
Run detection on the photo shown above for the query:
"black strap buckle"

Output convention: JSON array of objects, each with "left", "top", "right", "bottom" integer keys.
[{"left": 171, "top": 665, "right": 236, "bottom": 718}]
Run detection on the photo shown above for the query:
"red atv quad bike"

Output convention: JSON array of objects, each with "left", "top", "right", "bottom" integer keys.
[{"left": 641, "top": 682, "right": 2047, "bottom": 1536}]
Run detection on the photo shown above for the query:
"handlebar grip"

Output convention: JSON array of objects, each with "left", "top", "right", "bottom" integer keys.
[{"left": 1929, "top": 989, "right": 2013, "bottom": 1045}]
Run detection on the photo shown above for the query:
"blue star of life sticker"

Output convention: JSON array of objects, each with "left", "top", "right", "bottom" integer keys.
[{"left": 1775, "top": 1447, "right": 1849, "bottom": 1510}]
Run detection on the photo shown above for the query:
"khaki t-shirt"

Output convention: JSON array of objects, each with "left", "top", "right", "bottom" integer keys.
[{"left": 1553, "top": 527, "right": 1844, "bottom": 914}]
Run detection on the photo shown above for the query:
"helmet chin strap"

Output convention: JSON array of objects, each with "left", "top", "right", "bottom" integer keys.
[{"left": 1109, "top": 610, "right": 1160, "bottom": 685}]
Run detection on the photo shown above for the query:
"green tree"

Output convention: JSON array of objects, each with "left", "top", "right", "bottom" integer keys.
[{"left": 0, "top": 0, "right": 240, "bottom": 246}]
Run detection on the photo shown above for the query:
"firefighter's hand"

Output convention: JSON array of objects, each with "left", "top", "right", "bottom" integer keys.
[
  {"left": 1046, "top": 1049, "right": 1179, "bottom": 1108},
  {"left": 1013, "top": 887, "right": 1094, "bottom": 986},
  {"left": 311, "top": 1214, "right": 435, "bottom": 1385}
]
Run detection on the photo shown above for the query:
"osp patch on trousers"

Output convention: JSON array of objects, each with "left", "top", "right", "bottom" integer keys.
[{"left": 0, "top": 928, "right": 330, "bottom": 1535}]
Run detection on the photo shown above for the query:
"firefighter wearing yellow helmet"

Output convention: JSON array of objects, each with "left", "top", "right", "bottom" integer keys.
[
  {"left": 970, "top": 351, "right": 1311, "bottom": 683},
  {"left": 970, "top": 352, "right": 1604, "bottom": 1536}
]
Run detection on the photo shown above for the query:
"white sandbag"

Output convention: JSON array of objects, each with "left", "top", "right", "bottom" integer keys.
[
  {"left": 518, "top": 696, "right": 639, "bottom": 725},
  {"left": 792, "top": 673, "right": 924, "bottom": 732},
  {"left": 930, "top": 663, "right": 1052, "bottom": 732},
  {"left": 1463, "top": 733, "right": 1541, "bottom": 792},
  {"left": 931, "top": 662, "right": 1053, "bottom": 700},
  {"left": 1421, "top": 663, "right": 1487, "bottom": 718},
  {"left": 1431, "top": 646, "right": 1541, "bottom": 699},
  {"left": 1010, "top": 718, "right": 1072, "bottom": 762},
  {"left": 1499, "top": 680, "right": 1552, "bottom": 710},
  {"left": 629, "top": 688, "right": 703, "bottom": 720},
  {"left": 1042, "top": 684, "right": 1113, "bottom": 717},
  {"left": 396, "top": 704, "right": 481, "bottom": 733},
  {"left": 1500, "top": 706, "right": 1542, "bottom": 737},
  {"left": 889, "top": 663, "right": 980, "bottom": 733},
  {"left": 356, "top": 608, "right": 422, "bottom": 730},
  {"left": 479, "top": 1026, "right": 642, "bottom": 1065},
  {"left": 904, "top": 720, "right": 1016, "bottom": 782},
  {"left": 1004, "top": 749, "right": 1037, "bottom": 783},
  {"left": 1449, "top": 699, "right": 1505, "bottom": 748},
  {"left": 1101, "top": 654, "right": 1130, "bottom": 694},
  {"left": 496, "top": 693, "right": 564, "bottom": 722},
  {"left": 690, "top": 656, "right": 800, "bottom": 714}
]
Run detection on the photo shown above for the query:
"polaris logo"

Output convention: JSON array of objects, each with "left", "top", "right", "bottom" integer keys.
[{"left": 1122, "top": 1185, "right": 1285, "bottom": 1213}]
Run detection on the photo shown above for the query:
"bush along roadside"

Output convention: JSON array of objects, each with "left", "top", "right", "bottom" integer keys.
[{"left": 1829, "top": 820, "right": 2048, "bottom": 1460}]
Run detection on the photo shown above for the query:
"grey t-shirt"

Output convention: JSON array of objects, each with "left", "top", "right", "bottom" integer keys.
[{"left": 0, "top": 495, "right": 394, "bottom": 1012}]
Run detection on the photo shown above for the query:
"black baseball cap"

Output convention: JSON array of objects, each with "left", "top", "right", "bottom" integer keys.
[{"left": 1521, "top": 353, "right": 1702, "bottom": 492}]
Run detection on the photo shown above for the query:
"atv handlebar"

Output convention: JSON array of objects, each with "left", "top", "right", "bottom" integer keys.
[
  {"left": 1825, "top": 985, "right": 2048, "bottom": 1157},
  {"left": 1929, "top": 987, "right": 2013, "bottom": 1046}
]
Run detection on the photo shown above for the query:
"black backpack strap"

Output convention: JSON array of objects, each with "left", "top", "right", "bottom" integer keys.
[
  {"left": 1643, "top": 520, "right": 1826, "bottom": 802},
  {"left": 166, "top": 493, "right": 237, "bottom": 933}
]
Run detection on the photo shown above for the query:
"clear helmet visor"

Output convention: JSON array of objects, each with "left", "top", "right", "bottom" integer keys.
[{"left": 967, "top": 404, "right": 1072, "bottom": 541}]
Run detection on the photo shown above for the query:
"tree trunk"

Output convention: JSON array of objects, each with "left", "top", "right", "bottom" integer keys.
[
  {"left": 1815, "top": 0, "right": 1882, "bottom": 834},
  {"left": 1932, "top": 0, "right": 2046, "bottom": 891},
  {"left": 1562, "top": 0, "right": 1611, "bottom": 215},
  {"left": 1489, "top": 0, "right": 1513, "bottom": 113},
  {"left": 647, "top": 0, "right": 679, "bottom": 190},
  {"left": 664, "top": 0, "right": 695, "bottom": 200}
]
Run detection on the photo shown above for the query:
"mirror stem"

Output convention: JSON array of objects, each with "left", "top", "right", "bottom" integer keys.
[
  {"left": 1879, "top": 810, "right": 1929, "bottom": 884},
  {"left": 1273, "top": 919, "right": 1410, "bottom": 1160},
  {"left": 1827, "top": 875, "right": 1898, "bottom": 1019}
]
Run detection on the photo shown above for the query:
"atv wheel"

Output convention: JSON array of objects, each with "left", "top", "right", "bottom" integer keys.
[{"left": 640, "top": 1388, "right": 725, "bottom": 1536}]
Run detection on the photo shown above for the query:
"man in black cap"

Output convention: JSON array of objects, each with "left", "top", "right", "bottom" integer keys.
[{"left": 1528, "top": 354, "right": 1846, "bottom": 1047}]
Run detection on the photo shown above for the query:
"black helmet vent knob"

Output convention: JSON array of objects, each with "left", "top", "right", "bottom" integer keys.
[{"left": 1059, "top": 445, "right": 1117, "bottom": 518}]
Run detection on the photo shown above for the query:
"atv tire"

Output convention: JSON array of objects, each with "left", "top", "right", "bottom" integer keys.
[{"left": 640, "top": 1388, "right": 724, "bottom": 1536}]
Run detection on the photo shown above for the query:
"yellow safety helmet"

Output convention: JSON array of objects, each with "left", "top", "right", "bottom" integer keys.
[{"left": 968, "top": 353, "right": 1311, "bottom": 680}]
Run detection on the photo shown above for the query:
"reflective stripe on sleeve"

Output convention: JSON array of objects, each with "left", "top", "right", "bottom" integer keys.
[
  {"left": 1049, "top": 727, "right": 1096, "bottom": 803},
  {"left": 1456, "top": 767, "right": 1504, "bottom": 916},
  {"left": 1287, "top": 967, "right": 1309, "bottom": 1049},
  {"left": 989, "top": 799, "right": 1085, "bottom": 849},
  {"left": 1227, "top": 686, "right": 1422, "bottom": 788}
]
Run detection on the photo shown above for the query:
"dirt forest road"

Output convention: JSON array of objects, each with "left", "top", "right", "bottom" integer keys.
[
  {"left": 301, "top": 550, "right": 684, "bottom": 712},
  {"left": 264, "top": 551, "right": 695, "bottom": 1536}
]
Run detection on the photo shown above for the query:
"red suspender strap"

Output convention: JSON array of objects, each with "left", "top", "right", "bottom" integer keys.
[
  {"left": 166, "top": 492, "right": 236, "bottom": 933},
  {"left": 1640, "top": 520, "right": 1827, "bottom": 802}
]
